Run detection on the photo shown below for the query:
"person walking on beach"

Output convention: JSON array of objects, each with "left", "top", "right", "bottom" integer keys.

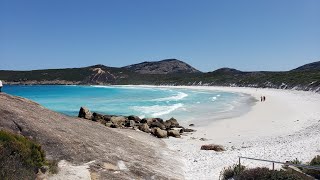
[{"left": 0, "top": 80, "right": 3, "bottom": 92}]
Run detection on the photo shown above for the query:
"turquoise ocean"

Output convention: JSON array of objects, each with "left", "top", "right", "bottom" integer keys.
[{"left": 4, "top": 85, "right": 255, "bottom": 125}]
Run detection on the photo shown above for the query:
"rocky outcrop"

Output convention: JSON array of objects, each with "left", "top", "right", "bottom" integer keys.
[
  {"left": 164, "top": 118, "right": 180, "bottom": 128},
  {"left": 127, "top": 115, "right": 141, "bottom": 123},
  {"left": 152, "top": 128, "right": 168, "bottom": 138},
  {"left": 150, "top": 121, "right": 166, "bottom": 130},
  {"left": 138, "top": 123, "right": 150, "bottom": 133},
  {"left": 78, "top": 107, "right": 93, "bottom": 119},
  {"left": 78, "top": 108, "right": 194, "bottom": 139},
  {"left": 110, "top": 116, "right": 126, "bottom": 126},
  {"left": 0, "top": 93, "right": 184, "bottom": 179},
  {"left": 84, "top": 67, "right": 117, "bottom": 84},
  {"left": 168, "top": 130, "right": 181, "bottom": 138}
]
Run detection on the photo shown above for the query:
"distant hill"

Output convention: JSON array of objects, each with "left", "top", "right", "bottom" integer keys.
[
  {"left": 291, "top": 61, "right": 320, "bottom": 71},
  {"left": 213, "top": 68, "right": 243, "bottom": 74},
  {"left": 123, "top": 59, "right": 201, "bottom": 74},
  {"left": 0, "top": 59, "right": 319, "bottom": 92},
  {"left": 0, "top": 64, "right": 134, "bottom": 85}
]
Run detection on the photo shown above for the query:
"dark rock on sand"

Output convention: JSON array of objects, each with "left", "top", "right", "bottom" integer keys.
[
  {"left": 92, "top": 112, "right": 104, "bottom": 120},
  {"left": 154, "top": 118, "right": 164, "bottom": 123},
  {"left": 139, "top": 123, "right": 150, "bottom": 133},
  {"left": 150, "top": 121, "right": 166, "bottom": 130},
  {"left": 105, "top": 122, "right": 113, "bottom": 127},
  {"left": 110, "top": 116, "right": 127, "bottom": 126},
  {"left": 125, "top": 120, "right": 136, "bottom": 127},
  {"left": 128, "top": 115, "right": 141, "bottom": 123},
  {"left": 140, "top": 118, "right": 154, "bottom": 126},
  {"left": 78, "top": 107, "right": 93, "bottom": 119},
  {"left": 167, "top": 130, "right": 181, "bottom": 138},
  {"left": 92, "top": 112, "right": 108, "bottom": 124},
  {"left": 77, "top": 107, "right": 191, "bottom": 140},
  {"left": 189, "top": 124, "right": 195, "bottom": 127},
  {"left": 165, "top": 117, "right": 180, "bottom": 128},
  {"left": 152, "top": 128, "right": 168, "bottom": 138},
  {"left": 103, "top": 115, "right": 113, "bottom": 121},
  {"left": 110, "top": 124, "right": 119, "bottom": 128},
  {"left": 200, "top": 144, "right": 225, "bottom": 151},
  {"left": 183, "top": 128, "right": 195, "bottom": 132}
]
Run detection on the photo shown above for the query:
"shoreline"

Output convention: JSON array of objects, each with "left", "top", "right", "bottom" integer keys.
[
  {"left": 3, "top": 84, "right": 320, "bottom": 179},
  {"left": 126, "top": 85, "right": 320, "bottom": 179},
  {"left": 152, "top": 86, "right": 320, "bottom": 179},
  {"left": 3, "top": 84, "right": 257, "bottom": 124}
]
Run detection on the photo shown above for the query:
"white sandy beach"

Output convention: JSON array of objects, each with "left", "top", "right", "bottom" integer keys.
[{"left": 156, "top": 86, "right": 320, "bottom": 180}]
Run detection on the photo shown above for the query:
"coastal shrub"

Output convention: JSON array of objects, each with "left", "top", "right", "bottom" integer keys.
[
  {"left": 220, "top": 164, "right": 245, "bottom": 180},
  {"left": 310, "top": 155, "right": 320, "bottom": 166},
  {"left": 304, "top": 155, "right": 320, "bottom": 179},
  {"left": 220, "top": 165, "right": 302, "bottom": 180},
  {"left": 0, "top": 130, "right": 51, "bottom": 179},
  {"left": 282, "top": 158, "right": 303, "bottom": 170},
  {"left": 290, "top": 158, "right": 302, "bottom": 165},
  {"left": 236, "top": 167, "right": 301, "bottom": 180}
]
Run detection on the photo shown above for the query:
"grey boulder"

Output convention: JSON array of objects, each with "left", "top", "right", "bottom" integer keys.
[{"left": 78, "top": 107, "right": 93, "bottom": 120}]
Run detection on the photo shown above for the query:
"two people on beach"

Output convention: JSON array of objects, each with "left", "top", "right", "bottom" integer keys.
[
  {"left": 0, "top": 80, "right": 2, "bottom": 92},
  {"left": 260, "top": 96, "right": 266, "bottom": 102}
]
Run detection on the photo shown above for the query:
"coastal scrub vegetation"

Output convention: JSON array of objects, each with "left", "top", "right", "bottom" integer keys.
[
  {"left": 303, "top": 155, "right": 320, "bottom": 179},
  {"left": 0, "top": 130, "right": 56, "bottom": 179},
  {"left": 0, "top": 61, "right": 319, "bottom": 92},
  {"left": 221, "top": 165, "right": 301, "bottom": 180},
  {"left": 284, "top": 156, "right": 320, "bottom": 179},
  {"left": 221, "top": 156, "right": 320, "bottom": 180},
  {"left": 220, "top": 164, "right": 246, "bottom": 179}
]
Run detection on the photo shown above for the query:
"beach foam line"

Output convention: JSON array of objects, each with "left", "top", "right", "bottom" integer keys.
[
  {"left": 131, "top": 103, "right": 184, "bottom": 117},
  {"left": 90, "top": 85, "right": 157, "bottom": 91},
  {"left": 90, "top": 85, "right": 115, "bottom": 89},
  {"left": 152, "top": 92, "right": 188, "bottom": 102}
]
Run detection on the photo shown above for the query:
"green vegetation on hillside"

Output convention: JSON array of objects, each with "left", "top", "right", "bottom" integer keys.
[{"left": 0, "top": 61, "right": 319, "bottom": 92}]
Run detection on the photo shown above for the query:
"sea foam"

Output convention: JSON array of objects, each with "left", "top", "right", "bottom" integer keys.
[
  {"left": 152, "top": 92, "right": 188, "bottom": 101},
  {"left": 131, "top": 103, "right": 184, "bottom": 117}
]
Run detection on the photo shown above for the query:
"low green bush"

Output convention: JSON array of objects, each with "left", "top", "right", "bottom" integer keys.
[
  {"left": 282, "top": 158, "right": 303, "bottom": 170},
  {"left": 221, "top": 165, "right": 302, "bottom": 180},
  {"left": 0, "top": 130, "right": 53, "bottom": 179},
  {"left": 220, "top": 164, "right": 246, "bottom": 180},
  {"left": 310, "top": 155, "right": 320, "bottom": 166},
  {"left": 304, "top": 155, "right": 320, "bottom": 179},
  {"left": 237, "top": 167, "right": 301, "bottom": 180}
]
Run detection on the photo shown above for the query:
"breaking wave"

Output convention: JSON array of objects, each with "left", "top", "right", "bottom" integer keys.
[
  {"left": 152, "top": 92, "right": 188, "bottom": 101},
  {"left": 131, "top": 103, "right": 184, "bottom": 117}
]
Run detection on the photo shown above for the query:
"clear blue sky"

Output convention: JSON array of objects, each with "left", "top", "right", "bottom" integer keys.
[{"left": 0, "top": 0, "right": 319, "bottom": 72}]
